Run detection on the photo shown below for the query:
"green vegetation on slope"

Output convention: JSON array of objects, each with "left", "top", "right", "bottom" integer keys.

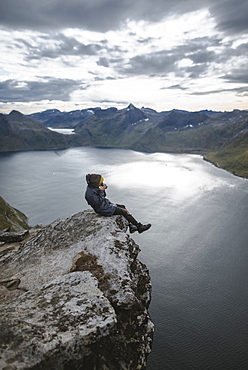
[
  {"left": 0, "top": 196, "right": 30, "bottom": 232},
  {"left": 205, "top": 131, "right": 248, "bottom": 178}
]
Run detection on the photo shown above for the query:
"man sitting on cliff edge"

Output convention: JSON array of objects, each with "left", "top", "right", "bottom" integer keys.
[{"left": 85, "top": 174, "right": 151, "bottom": 234}]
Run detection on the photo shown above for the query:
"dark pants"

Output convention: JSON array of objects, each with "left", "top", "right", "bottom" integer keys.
[{"left": 113, "top": 204, "right": 138, "bottom": 226}]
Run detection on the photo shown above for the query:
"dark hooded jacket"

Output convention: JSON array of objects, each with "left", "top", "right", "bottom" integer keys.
[{"left": 85, "top": 174, "right": 116, "bottom": 216}]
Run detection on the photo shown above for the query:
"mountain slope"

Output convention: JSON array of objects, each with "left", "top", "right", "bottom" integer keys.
[
  {"left": 206, "top": 130, "right": 248, "bottom": 177},
  {"left": 74, "top": 104, "right": 159, "bottom": 147},
  {"left": 0, "top": 196, "right": 30, "bottom": 232},
  {"left": 130, "top": 109, "right": 248, "bottom": 177},
  {"left": 131, "top": 111, "right": 248, "bottom": 153},
  {"left": 158, "top": 110, "right": 209, "bottom": 131},
  {"left": 0, "top": 111, "right": 70, "bottom": 151}
]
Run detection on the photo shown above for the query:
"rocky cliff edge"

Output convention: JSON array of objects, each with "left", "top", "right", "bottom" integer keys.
[{"left": 0, "top": 210, "right": 153, "bottom": 370}]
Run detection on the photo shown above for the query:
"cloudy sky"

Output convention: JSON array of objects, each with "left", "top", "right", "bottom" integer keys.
[{"left": 0, "top": 0, "right": 248, "bottom": 114}]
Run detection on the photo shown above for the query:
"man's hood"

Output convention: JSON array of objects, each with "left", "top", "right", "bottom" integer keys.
[
  {"left": 86, "top": 174, "right": 91, "bottom": 185},
  {"left": 86, "top": 173, "right": 102, "bottom": 188}
]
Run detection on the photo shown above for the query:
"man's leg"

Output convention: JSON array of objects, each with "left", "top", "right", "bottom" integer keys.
[
  {"left": 113, "top": 207, "right": 151, "bottom": 234},
  {"left": 113, "top": 207, "right": 138, "bottom": 226}
]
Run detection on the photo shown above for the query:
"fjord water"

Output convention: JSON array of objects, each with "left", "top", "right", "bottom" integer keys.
[{"left": 0, "top": 147, "right": 248, "bottom": 370}]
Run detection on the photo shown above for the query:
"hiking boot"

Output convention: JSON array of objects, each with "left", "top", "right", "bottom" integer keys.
[
  {"left": 137, "top": 223, "right": 151, "bottom": 233},
  {"left": 129, "top": 224, "right": 138, "bottom": 233}
]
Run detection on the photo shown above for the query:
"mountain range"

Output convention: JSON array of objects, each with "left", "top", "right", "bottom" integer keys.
[{"left": 0, "top": 104, "right": 247, "bottom": 177}]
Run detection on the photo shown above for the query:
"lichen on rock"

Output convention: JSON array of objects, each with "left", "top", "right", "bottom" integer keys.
[{"left": 0, "top": 210, "right": 153, "bottom": 369}]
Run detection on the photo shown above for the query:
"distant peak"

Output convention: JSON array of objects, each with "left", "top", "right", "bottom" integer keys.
[
  {"left": 127, "top": 103, "right": 137, "bottom": 110},
  {"left": 9, "top": 110, "right": 23, "bottom": 117}
]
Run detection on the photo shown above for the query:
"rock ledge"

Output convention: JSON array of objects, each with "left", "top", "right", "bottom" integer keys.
[{"left": 0, "top": 210, "right": 153, "bottom": 369}]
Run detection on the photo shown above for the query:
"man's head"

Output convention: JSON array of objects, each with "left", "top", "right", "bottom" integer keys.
[{"left": 89, "top": 174, "right": 104, "bottom": 188}]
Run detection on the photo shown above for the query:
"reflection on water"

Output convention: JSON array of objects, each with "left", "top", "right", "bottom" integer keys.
[
  {"left": 103, "top": 153, "right": 234, "bottom": 204},
  {"left": 0, "top": 147, "right": 248, "bottom": 370}
]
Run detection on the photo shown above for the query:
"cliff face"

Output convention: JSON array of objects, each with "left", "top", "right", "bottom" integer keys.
[{"left": 0, "top": 210, "right": 153, "bottom": 369}]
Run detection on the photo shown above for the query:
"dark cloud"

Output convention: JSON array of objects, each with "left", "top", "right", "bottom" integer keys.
[
  {"left": 166, "top": 84, "right": 187, "bottom": 90},
  {"left": 209, "top": 0, "right": 248, "bottom": 34},
  {"left": 191, "top": 85, "right": 248, "bottom": 96},
  {"left": 94, "top": 76, "right": 116, "bottom": 81},
  {"left": 137, "top": 37, "right": 155, "bottom": 44},
  {"left": 0, "top": 78, "right": 83, "bottom": 102},
  {"left": 191, "top": 89, "right": 225, "bottom": 96},
  {"left": 184, "top": 64, "right": 210, "bottom": 79},
  {"left": 0, "top": 0, "right": 139, "bottom": 32},
  {"left": 218, "top": 43, "right": 248, "bottom": 84},
  {"left": 14, "top": 34, "right": 104, "bottom": 61},
  {"left": 92, "top": 98, "right": 130, "bottom": 106},
  {"left": 185, "top": 37, "right": 219, "bottom": 63},
  {"left": 122, "top": 51, "right": 177, "bottom": 76},
  {"left": 222, "top": 68, "right": 248, "bottom": 84},
  {"left": 119, "top": 36, "right": 221, "bottom": 78},
  {"left": 97, "top": 57, "right": 110, "bottom": 68},
  {"left": 0, "top": 0, "right": 247, "bottom": 38},
  {"left": 109, "top": 57, "right": 125, "bottom": 64}
]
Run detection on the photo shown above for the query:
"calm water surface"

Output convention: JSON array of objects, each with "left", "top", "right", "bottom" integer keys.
[{"left": 0, "top": 147, "right": 248, "bottom": 370}]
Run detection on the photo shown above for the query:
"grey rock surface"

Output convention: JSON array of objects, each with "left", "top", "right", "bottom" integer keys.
[
  {"left": 0, "top": 210, "right": 153, "bottom": 369},
  {"left": 0, "top": 230, "right": 29, "bottom": 242}
]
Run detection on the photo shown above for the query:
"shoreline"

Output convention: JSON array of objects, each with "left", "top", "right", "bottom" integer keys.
[
  {"left": 203, "top": 154, "right": 248, "bottom": 180},
  {"left": 0, "top": 145, "right": 247, "bottom": 180}
]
